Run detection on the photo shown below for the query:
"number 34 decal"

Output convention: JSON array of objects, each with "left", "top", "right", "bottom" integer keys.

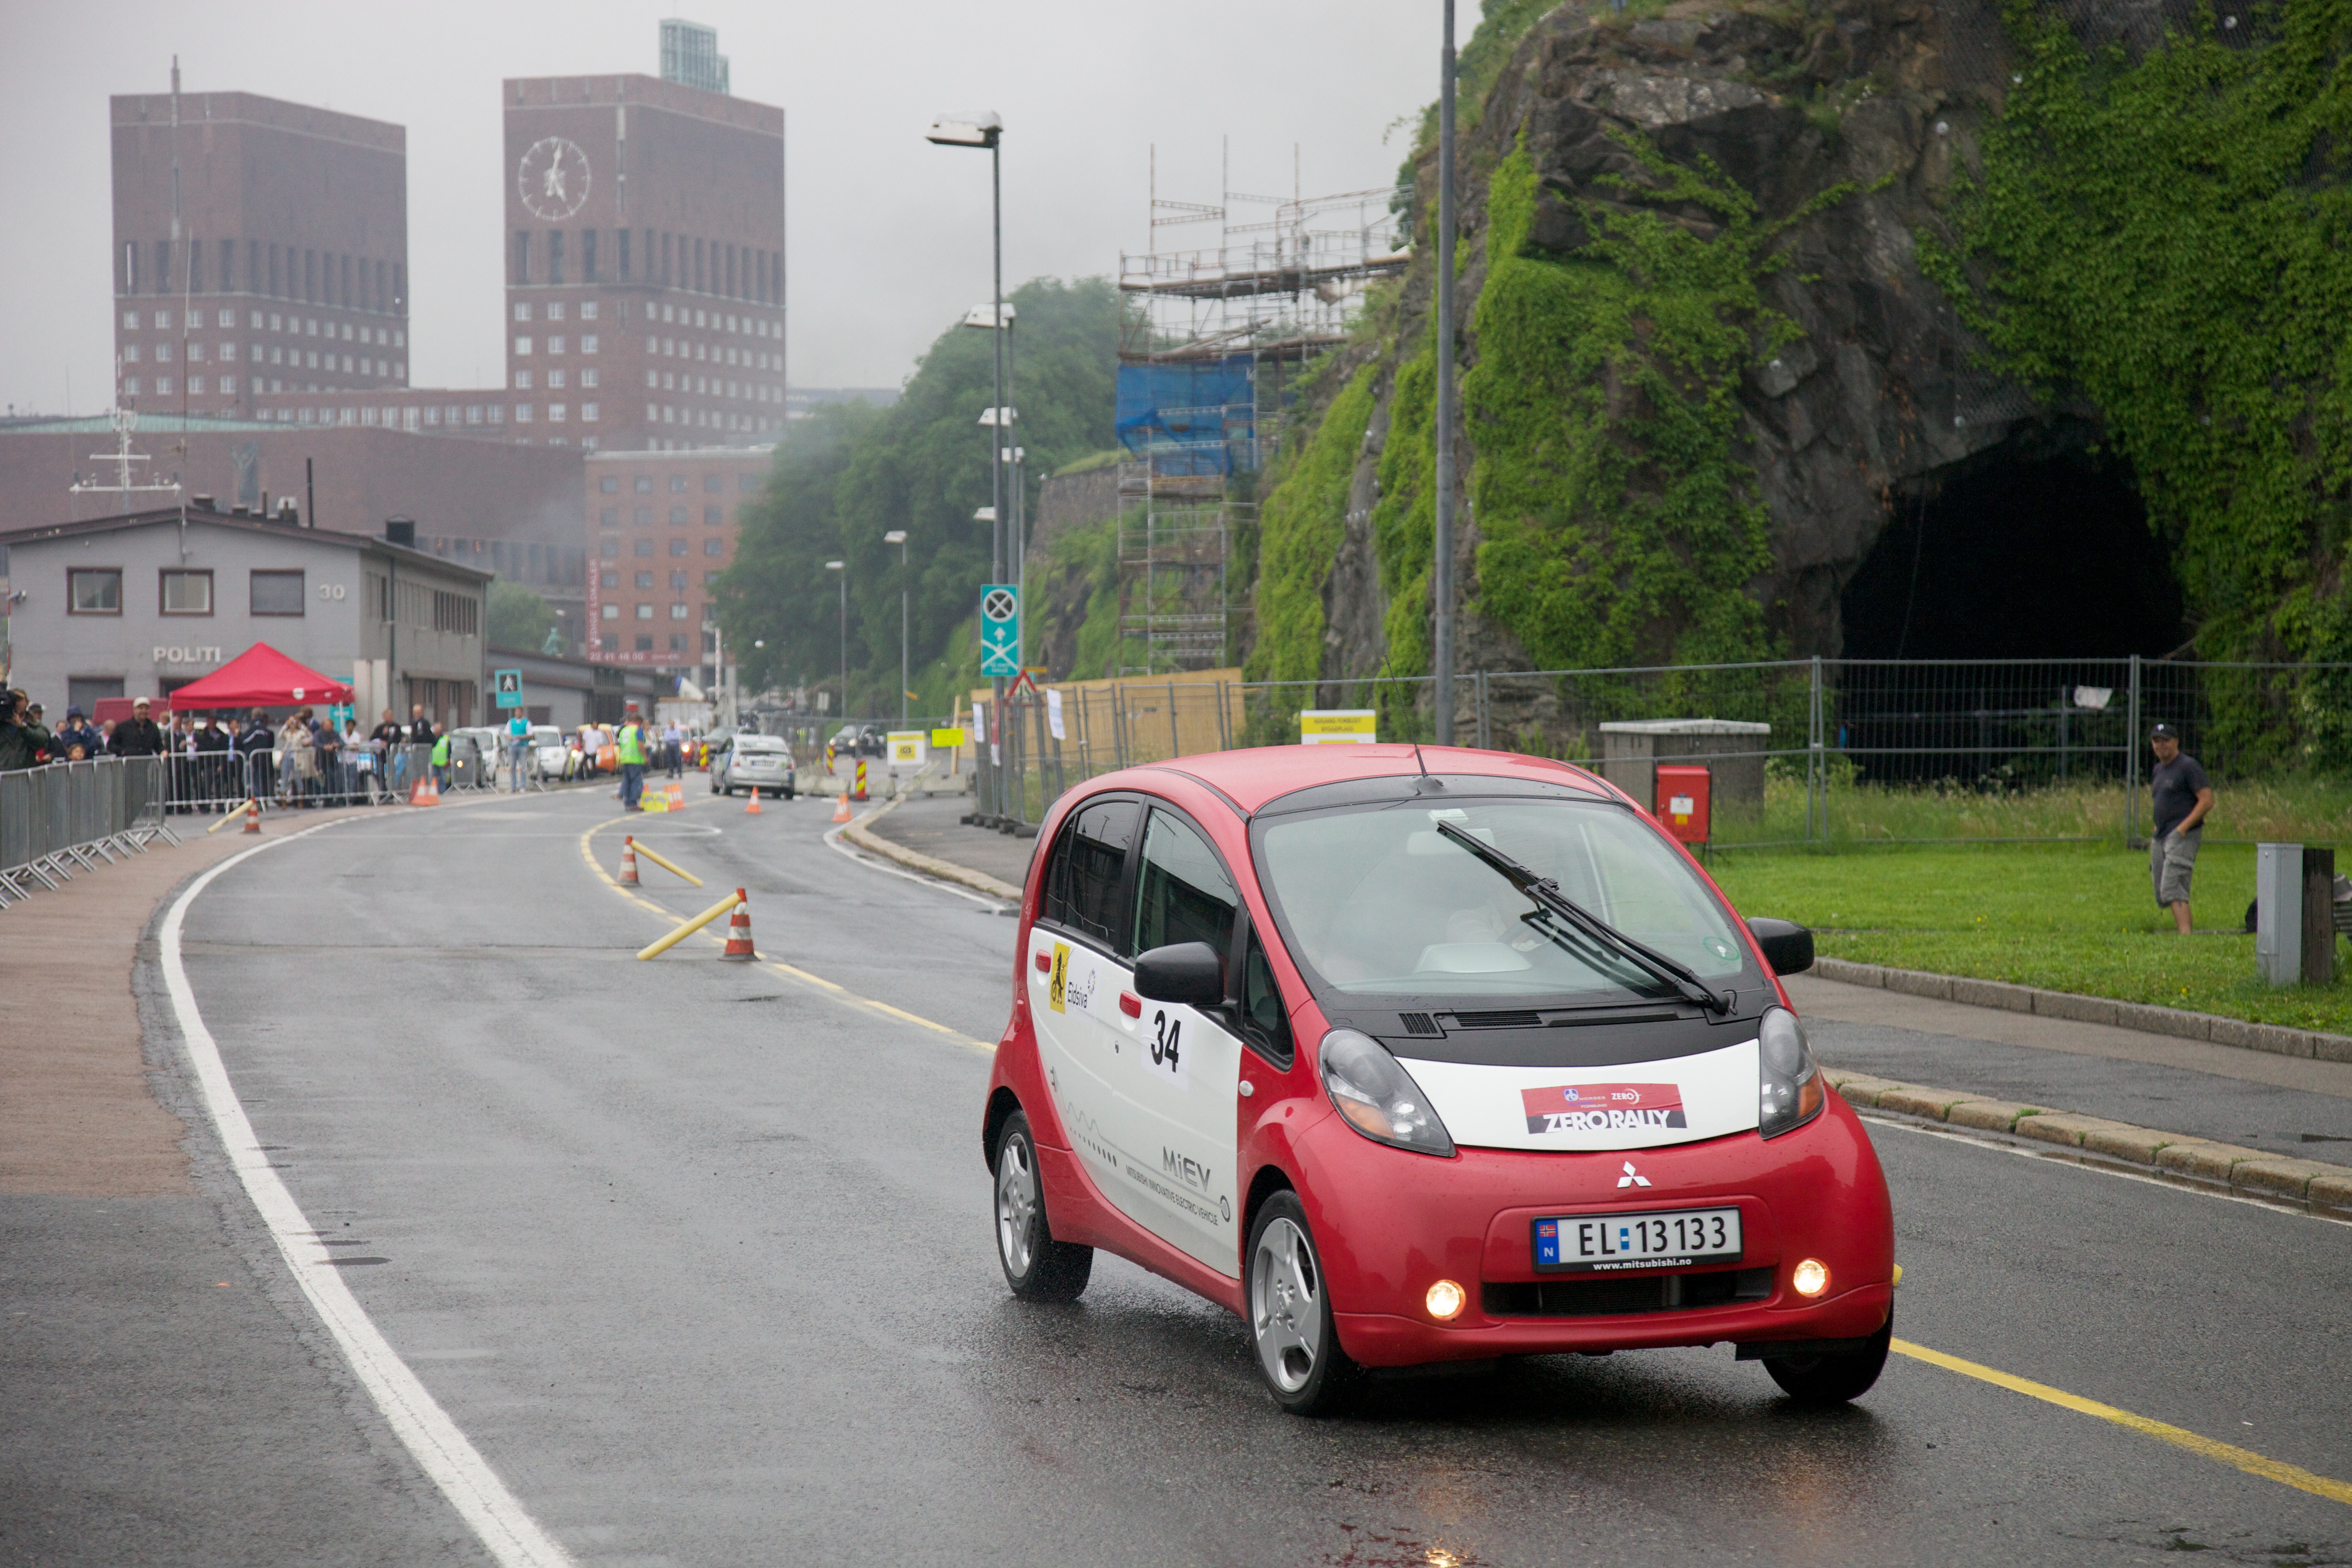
[{"left": 1148, "top": 1009, "right": 1185, "bottom": 1083}]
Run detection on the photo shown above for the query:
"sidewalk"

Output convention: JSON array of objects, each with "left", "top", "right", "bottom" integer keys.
[
  {"left": 0, "top": 799, "right": 497, "bottom": 1560},
  {"left": 861, "top": 793, "right": 1038, "bottom": 891}
]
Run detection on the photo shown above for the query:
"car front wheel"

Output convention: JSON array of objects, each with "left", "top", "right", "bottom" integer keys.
[
  {"left": 1248, "top": 1192, "right": 1357, "bottom": 1416},
  {"left": 1763, "top": 1312, "right": 1892, "bottom": 1405},
  {"left": 993, "top": 1112, "right": 1091, "bottom": 1303}
]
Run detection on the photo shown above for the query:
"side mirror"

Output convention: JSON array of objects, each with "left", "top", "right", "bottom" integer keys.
[
  {"left": 1133, "top": 941, "right": 1225, "bottom": 1008},
  {"left": 1746, "top": 917, "right": 1814, "bottom": 976}
]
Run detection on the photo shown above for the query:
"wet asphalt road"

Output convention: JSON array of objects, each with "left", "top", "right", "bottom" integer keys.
[{"left": 114, "top": 789, "right": 2352, "bottom": 1564}]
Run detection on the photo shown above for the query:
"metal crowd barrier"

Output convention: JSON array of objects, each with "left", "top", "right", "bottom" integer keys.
[{"left": 0, "top": 756, "right": 179, "bottom": 909}]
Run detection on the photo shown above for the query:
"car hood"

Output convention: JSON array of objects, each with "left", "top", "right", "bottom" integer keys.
[{"left": 1393, "top": 1036, "right": 1759, "bottom": 1152}]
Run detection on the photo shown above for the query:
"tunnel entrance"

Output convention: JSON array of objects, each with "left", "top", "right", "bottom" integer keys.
[
  {"left": 1833, "top": 445, "right": 2183, "bottom": 785},
  {"left": 1840, "top": 446, "right": 2182, "bottom": 660}
]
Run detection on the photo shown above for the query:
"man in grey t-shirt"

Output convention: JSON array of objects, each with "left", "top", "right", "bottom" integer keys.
[{"left": 2148, "top": 724, "right": 2215, "bottom": 934}]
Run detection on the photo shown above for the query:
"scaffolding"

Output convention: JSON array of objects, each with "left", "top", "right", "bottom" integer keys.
[{"left": 1115, "top": 153, "right": 1407, "bottom": 673}]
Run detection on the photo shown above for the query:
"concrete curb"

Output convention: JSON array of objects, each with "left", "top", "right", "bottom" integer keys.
[
  {"left": 1813, "top": 956, "right": 2352, "bottom": 1065},
  {"left": 839, "top": 797, "right": 1025, "bottom": 903},
  {"left": 1824, "top": 1066, "right": 2352, "bottom": 1215}
]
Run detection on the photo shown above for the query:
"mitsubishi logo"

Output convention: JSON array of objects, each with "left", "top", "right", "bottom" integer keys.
[{"left": 1616, "top": 1161, "right": 1652, "bottom": 1189}]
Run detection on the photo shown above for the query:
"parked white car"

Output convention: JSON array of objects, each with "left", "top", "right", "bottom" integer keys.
[{"left": 711, "top": 733, "right": 796, "bottom": 798}]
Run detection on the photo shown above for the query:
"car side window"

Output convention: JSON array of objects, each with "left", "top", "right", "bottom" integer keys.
[
  {"left": 1042, "top": 799, "right": 1141, "bottom": 949},
  {"left": 1241, "top": 930, "right": 1294, "bottom": 1067},
  {"left": 1130, "top": 809, "right": 1238, "bottom": 960}
]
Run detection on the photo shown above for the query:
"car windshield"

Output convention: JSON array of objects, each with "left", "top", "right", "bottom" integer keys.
[{"left": 1256, "top": 796, "right": 1751, "bottom": 1002}]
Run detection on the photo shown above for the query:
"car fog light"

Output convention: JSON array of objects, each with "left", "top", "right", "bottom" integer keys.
[
  {"left": 1425, "top": 1279, "right": 1466, "bottom": 1321},
  {"left": 1792, "top": 1258, "right": 1831, "bottom": 1298}
]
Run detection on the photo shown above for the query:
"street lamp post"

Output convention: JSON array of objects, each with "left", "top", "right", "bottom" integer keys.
[
  {"left": 1432, "top": 0, "right": 1459, "bottom": 747},
  {"left": 884, "top": 530, "right": 909, "bottom": 727},
  {"left": 929, "top": 110, "right": 1006, "bottom": 823},
  {"left": 825, "top": 559, "right": 846, "bottom": 721}
]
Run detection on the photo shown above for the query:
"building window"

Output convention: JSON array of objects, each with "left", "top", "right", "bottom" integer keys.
[
  {"left": 188, "top": 377, "right": 207, "bottom": 395},
  {"left": 601, "top": 571, "right": 620, "bottom": 589},
  {"left": 634, "top": 539, "right": 654, "bottom": 557},
  {"left": 704, "top": 505, "right": 722, "bottom": 524},
  {"left": 669, "top": 539, "right": 689, "bottom": 557},
  {"left": 515, "top": 336, "right": 532, "bottom": 356},
  {"left": 582, "top": 301, "right": 599, "bottom": 321},
  {"left": 124, "top": 345, "right": 141, "bottom": 364},
  {"left": 548, "top": 230, "right": 565, "bottom": 285},
  {"left": 600, "top": 508, "right": 619, "bottom": 528},
  {"left": 515, "top": 371, "right": 534, "bottom": 390},
  {"left": 635, "top": 635, "right": 654, "bottom": 652},
  {"left": 68, "top": 568, "right": 123, "bottom": 615},
  {"left": 704, "top": 473, "right": 725, "bottom": 493},
  {"left": 669, "top": 603, "right": 689, "bottom": 620},
  {"left": 548, "top": 370, "right": 566, "bottom": 390},
  {"left": 704, "top": 537, "right": 725, "bottom": 557},
  {"left": 550, "top": 404, "right": 567, "bottom": 423},
  {"left": 516, "top": 404, "right": 534, "bottom": 423},
  {"left": 739, "top": 473, "right": 760, "bottom": 493},
  {"left": 155, "top": 376, "right": 173, "bottom": 396},
  {"left": 550, "top": 336, "right": 566, "bottom": 355},
  {"left": 600, "top": 476, "right": 619, "bottom": 494},
  {"left": 156, "top": 341, "right": 173, "bottom": 362},
  {"left": 582, "top": 335, "right": 599, "bottom": 355},
  {"left": 635, "top": 571, "right": 655, "bottom": 589},
  {"left": 669, "top": 634, "right": 688, "bottom": 652},
  {"left": 160, "top": 568, "right": 214, "bottom": 615},
  {"left": 601, "top": 603, "right": 619, "bottom": 621},
  {"left": 513, "top": 232, "right": 530, "bottom": 286},
  {"left": 600, "top": 538, "right": 620, "bottom": 558},
  {"left": 634, "top": 604, "right": 653, "bottom": 620},
  {"left": 583, "top": 402, "right": 599, "bottom": 421},
  {"left": 250, "top": 570, "right": 305, "bottom": 616},
  {"left": 663, "top": 506, "right": 684, "bottom": 525},
  {"left": 581, "top": 369, "right": 599, "bottom": 388},
  {"left": 634, "top": 475, "right": 654, "bottom": 493}
]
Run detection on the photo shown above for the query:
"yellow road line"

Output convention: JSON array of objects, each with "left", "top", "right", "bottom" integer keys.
[
  {"left": 577, "top": 814, "right": 992, "bottom": 1055},
  {"left": 1893, "top": 1338, "right": 2352, "bottom": 1507}
]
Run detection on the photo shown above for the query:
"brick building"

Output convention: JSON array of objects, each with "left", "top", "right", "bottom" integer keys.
[
  {"left": 111, "top": 83, "right": 409, "bottom": 421},
  {"left": 501, "top": 71, "right": 785, "bottom": 453},
  {"left": 585, "top": 445, "right": 769, "bottom": 675}
]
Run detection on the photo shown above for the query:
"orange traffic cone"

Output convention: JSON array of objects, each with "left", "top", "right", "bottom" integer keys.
[
  {"left": 721, "top": 890, "right": 756, "bottom": 959},
  {"left": 831, "top": 793, "right": 852, "bottom": 824},
  {"left": 409, "top": 774, "right": 435, "bottom": 806},
  {"left": 744, "top": 786, "right": 763, "bottom": 815},
  {"left": 242, "top": 798, "right": 261, "bottom": 834},
  {"left": 854, "top": 758, "right": 869, "bottom": 801},
  {"left": 620, "top": 834, "right": 640, "bottom": 885},
  {"left": 668, "top": 781, "right": 685, "bottom": 808}
]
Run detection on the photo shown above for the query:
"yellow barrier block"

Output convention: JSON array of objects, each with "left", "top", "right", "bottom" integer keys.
[{"left": 637, "top": 891, "right": 744, "bottom": 960}]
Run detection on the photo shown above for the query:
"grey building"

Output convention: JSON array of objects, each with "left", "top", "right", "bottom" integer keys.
[{"left": 0, "top": 504, "right": 488, "bottom": 727}]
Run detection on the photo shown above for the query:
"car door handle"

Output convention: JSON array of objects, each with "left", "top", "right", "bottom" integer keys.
[{"left": 1119, "top": 992, "right": 1142, "bottom": 1018}]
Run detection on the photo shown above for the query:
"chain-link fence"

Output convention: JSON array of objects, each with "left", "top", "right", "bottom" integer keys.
[{"left": 964, "top": 658, "right": 2349, "bottom": 846}]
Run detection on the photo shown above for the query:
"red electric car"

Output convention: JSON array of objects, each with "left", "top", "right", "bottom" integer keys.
[{"left": 981, "top": 744, "right": 1895, "bottom": 1414}]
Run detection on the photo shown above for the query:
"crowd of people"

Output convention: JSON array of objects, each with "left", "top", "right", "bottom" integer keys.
[{"left": 3, "top": 688, "right": 721, "bottom": 817}]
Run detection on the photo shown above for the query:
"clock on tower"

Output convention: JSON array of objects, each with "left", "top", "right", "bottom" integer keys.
[{"left": 518, "top": 137, "right": 591, "bottom": 222}]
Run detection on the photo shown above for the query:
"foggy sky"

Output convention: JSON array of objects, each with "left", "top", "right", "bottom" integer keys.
[{"left": 0, "top": 0, "right": 1469, "bottom": 418}]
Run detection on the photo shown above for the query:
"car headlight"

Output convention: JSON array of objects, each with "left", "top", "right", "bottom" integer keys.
[
  {"left": 1319, "top": 1029, "right": 1455, "bottom": 1157},
  {"left": 1758, "top": 1006, "right": 1824, "bottom": 1139}
]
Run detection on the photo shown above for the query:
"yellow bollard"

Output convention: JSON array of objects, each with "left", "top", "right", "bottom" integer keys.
[
  {"left": 636, "top": 891, "right": 744, "bottom": 960},
  {"left": 629, "top": 841, "right": 704, "bottom": 886}
]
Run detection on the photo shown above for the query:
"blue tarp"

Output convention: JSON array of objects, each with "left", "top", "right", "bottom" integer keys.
[{"left": 1116, "top": 357, "right": 1256, "bottom": 475}]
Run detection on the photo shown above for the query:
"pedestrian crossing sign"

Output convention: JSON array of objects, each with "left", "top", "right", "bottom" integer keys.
[
  {"left": 493, "top": 669, "right": 523, "bottom": 709},
  {"left": 980, "top": 584, "right": 1020, "bottom": 678}
]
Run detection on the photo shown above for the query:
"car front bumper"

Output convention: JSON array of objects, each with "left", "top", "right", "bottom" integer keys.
[{"left": 1289, "top": 1094, "right": 1896, "bottom": 1367}]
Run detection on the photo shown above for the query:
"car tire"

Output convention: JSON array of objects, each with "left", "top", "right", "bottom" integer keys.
[
  {"left": 1247, "top": 1191, "right": 1358, "bottom": 1416},
  {"left": 993, "top": 1112, "right": 1092, "bottom": 1303},
  {"left": 1763, "top": 1311, "right": 1893, "bottom": 1405}
]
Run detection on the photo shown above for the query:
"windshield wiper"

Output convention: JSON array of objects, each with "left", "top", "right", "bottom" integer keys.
[{"left": 1434, "top": 820, "right": 1730, "bottom": 1014}]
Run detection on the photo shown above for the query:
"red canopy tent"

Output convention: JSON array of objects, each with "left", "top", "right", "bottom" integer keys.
[{"left": 165, "top": 642, "right": 354, "bottom": 712}]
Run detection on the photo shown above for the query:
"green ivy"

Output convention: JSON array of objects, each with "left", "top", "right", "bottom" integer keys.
[
  {"left": 1926, "top": 0, "right": 2352, "bottom": 695},
  {"left": 1372, "top": 346, "right": 1441, "bottom": 739},
  {"left": 1244, "top": 364, "right": 1380, "bottom": 709}
]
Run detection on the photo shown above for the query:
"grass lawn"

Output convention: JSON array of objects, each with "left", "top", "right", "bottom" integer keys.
[{"left": 1706, "top": 841, "right": 2352, "bottom": 1036}]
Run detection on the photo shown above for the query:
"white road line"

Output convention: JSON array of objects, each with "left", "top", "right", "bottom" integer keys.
[
  {"left": 823, "top": 814, "right": 1013, "bottom": 912},
  {"left": 1860, "top": 1112, "right": 2352, "bottom": 1226},
  {"left": 159, "top": 822, "right": 578, "bottom": 1568}
]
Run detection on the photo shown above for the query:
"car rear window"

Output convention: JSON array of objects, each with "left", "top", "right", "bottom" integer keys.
[
  {"left": 737, "top": 738, "right": 785, "bottom": 752},
  {"left": 1256, "top": 796, "right": 1750, "bottom": 1005}
]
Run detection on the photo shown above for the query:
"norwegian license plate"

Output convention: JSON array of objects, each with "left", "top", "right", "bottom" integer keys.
[{"left": 1533, "top": 1207, "right": 1743, "bottom": 1273}]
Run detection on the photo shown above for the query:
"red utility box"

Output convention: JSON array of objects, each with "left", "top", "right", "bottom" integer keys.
[{"left": 1653, "top": 764, "right": 1712, "bottom": 846}]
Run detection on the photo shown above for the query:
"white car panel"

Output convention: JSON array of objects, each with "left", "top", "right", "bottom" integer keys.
[{"left": 1395, "top": 1037, "right": 1761, "bottom": 1153}]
